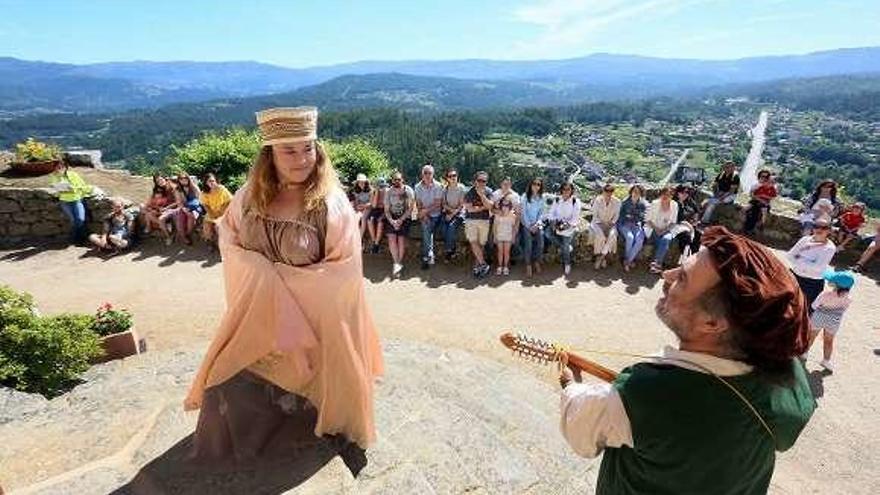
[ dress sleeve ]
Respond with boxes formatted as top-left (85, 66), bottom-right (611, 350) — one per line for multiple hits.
top-left (560, 382), bottom-right (634, 458)
top-left (218, 186), bottom-right (247, 248)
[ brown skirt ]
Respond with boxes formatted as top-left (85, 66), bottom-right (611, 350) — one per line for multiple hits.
top-left (190, 370), bottom-right (367, 477)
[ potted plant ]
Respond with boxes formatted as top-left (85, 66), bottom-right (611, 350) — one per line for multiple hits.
top-left (91, 302), bottom-right (146, 363)
top-left (10, 137), bottom-right (64, 175)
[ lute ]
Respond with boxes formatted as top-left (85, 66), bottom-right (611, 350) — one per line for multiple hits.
top-left (499, 332), bottom-right (619, 383)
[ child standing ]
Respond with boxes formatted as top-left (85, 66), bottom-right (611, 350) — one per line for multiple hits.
top-left (494, 198), bottom-right (516, 276)
top-left (804, 270), bottom-right (855, 372)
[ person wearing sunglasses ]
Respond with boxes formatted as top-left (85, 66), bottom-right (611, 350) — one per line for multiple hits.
top-left (414, 163), bottom-right (445, 270)
top-left (742, 170), bottom-right (778, 236)
top-left (384, 170), bottom-right (416, 277)
top-left (464, 171), bottom-right (494, 278)
top-left (440, 169), bottom-right (468, 262)
top-left (546, 181), bottom-right (582, 276)
top-left (786, 215), bottom-right (837, 312)
top-left (521, 177), bottom-right (547, 277)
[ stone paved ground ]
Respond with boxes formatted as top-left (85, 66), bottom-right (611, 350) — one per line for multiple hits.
top-left (1, 245), bottom-right (879, 494)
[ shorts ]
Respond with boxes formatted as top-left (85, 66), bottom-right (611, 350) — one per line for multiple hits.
top-left (811, 308), bottom-right (845, 335)
top-left (369, 208), bottom-right (385, 222)
top-left (385, 217), bottom-right (410, 236)
top-left (466, 220), bottom-right (491, 245)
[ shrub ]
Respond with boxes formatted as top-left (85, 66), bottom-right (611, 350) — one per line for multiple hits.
top-left (0, 313), bottom-right (101, 396)
top-left (168, 128), bottom-right (261, 191)
top-left (93, 302), bottom-right (133, 337)
top-left (14, 137), bottom-right (62, 162)
top-left (325, 138), bottom-right (392, 184)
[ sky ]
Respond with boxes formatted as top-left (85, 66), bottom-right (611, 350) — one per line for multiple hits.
top-left (1, 0), bottom-right (879, 67)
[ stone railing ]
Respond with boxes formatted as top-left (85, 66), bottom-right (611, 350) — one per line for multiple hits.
top-left (0, 187), bottom-right (135, 247)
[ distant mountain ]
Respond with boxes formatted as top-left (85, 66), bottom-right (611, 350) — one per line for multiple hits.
top-left (2, 47), bottom-right (880, 114)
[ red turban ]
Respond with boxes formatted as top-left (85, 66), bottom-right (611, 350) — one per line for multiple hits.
top-left (701, 226), bottom-right (810, 367)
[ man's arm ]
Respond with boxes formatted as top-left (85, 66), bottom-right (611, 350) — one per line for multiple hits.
top-left (560, 381), bottom-right (633, 458)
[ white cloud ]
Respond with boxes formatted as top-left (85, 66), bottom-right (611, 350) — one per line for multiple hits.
top-left (511, 0), bottom-right (719, 57)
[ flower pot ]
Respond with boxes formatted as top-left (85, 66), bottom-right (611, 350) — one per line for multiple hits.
top-left (93, 328), bottom-right (147, 364)
top-left (10, 159), bottom-right (61, 176)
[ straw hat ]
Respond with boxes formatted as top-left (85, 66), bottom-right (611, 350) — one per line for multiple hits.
top-left (255, 106), bottom-right (318, 146)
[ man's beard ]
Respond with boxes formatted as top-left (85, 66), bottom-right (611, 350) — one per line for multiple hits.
top-left (655, 281), bottom-right (691, 341)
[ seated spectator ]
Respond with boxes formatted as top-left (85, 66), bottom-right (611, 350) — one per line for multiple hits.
top-left (384, 170), bottom-right (415, 277)
top-left (589, 184), bottom-right (621, 270)
top-left (645, 186), bottom-right (679, 273)
top-left (440, 169), bottom-right (467, 262)
top-left (520, 177), bottom-right (546, 277)
top-left (671, 185), bottom-right (702, 263)
top-left (200, 173), bottom-right (233, 249)
top-left (700, 160), bottom-right (739, 224)
top-left (157, 180), bottom-right (180, 245)
top-left (414, 164), bottom-right (444, 270)
top-left (742, 169), bottom-right (778, 235)
top-left (852, 223), bottom-right (880, 273)
top-left (834, 202), bottom-right (866, 252)
top-left (546, 181), bottom-right (581, 276)
top-left (799, 179), bottom-right (841, 235)
top-left (139, 174), bottom-right (170, 235)
top-left (366, 177), bottom-right (388, 254)
top-left (174, 172), bottom-right (203, 245)
top-left (88, 198), bottom-right (134, 253)
top-left (464, 171), bottom-right (494, 278)
top-left (349, 173), bottom-right (373, 247)
top-left (617, 185), bottom-right (649, 272)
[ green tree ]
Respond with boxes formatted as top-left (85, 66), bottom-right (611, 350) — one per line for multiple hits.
top-left (167, 128), bottom-right (261, 189)
top-left (325, 138), bottom-right (393, 184)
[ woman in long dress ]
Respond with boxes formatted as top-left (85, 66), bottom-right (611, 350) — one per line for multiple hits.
top-left (184, 106), bottom-right (384, 476)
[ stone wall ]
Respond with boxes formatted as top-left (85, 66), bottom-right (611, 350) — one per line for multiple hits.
top-left (0, 187), bottom-right (134, 247)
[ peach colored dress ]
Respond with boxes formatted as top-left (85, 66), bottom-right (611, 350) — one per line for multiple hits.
top-left (188, 187), bottom-right (383, 476)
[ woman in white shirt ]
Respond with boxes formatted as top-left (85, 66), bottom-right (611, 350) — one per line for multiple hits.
top-left (786, 215), bottom-right (837, 312)
top-left (546, 181), bottom-right (582, 276)
top-left (645, 187), bottom-right (679, 273)
top-left (589, 184), bottom-right (621, 270)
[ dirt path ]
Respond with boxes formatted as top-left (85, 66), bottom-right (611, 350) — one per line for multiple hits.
top-left (2, 244), bottom-right (879, 494)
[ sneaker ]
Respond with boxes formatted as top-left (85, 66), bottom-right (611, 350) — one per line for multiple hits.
top-left (564, 264), bottom-right (572, 276)
top-left (392, 263), bottom-right (403, 277)
top-left (164, 237), bottom-right (173, 246)
top-left (495, 266), bottom-right (503, 276)
top-left (502, 267), bottom-right (510, 276)
top-left (650, 262), bottom-right (663, 274)
top-left (601, 257), bottom-right (608, 269)
top-left (526, 264), bottom-right (533, 277)
top-left (820, 359), bottom-right (834, 371)
top-left (479, 263), bottom-right (491, 277)
top-left (428, 256), bottom-right (435, 266)
top-left (851, 264), bottom-right (863, 274)
top-left (624, 262), bottom-right (631, 273)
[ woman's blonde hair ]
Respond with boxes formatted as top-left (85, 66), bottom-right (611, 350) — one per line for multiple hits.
top-left (246, 141), bottom-right (340, 215)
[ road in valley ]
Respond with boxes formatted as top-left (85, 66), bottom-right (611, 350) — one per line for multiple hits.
top-left (739, 110), bottom-right (769, 192)
top-left (660, 148), bottom-right (690, 185)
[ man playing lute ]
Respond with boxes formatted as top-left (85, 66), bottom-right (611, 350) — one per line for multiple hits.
top-left (559, 226), bottom-right (816, 494)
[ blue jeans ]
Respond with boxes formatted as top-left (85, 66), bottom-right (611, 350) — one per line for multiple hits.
top-left (618, 223), bottom-right (645, 264)
top-left (652, 231), bottom-right (675, 264)
top-left (59, 199), bottom-right (87, 243)
top-left (420, 215), bottom-right (442, 261)
top-left (701, 194), bottom-right (735, 224)
top-left (521, 225), bottom-right (545, 263)
top-left (545, 231), bottom-right (574, 265)
top-left (441, 215), bottom-right (463, 255)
